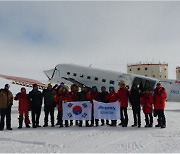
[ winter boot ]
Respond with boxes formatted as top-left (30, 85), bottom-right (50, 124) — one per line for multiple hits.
top-left (18, 119), bottom-right (23, 129)
top-left (65, 120), bottom-right (69, 127)
top-left (59, 121), bottom-right (63, 127)
top-left (123, 119), bottom-right (128, 127)
top-left (95, 120), bottom-right (99, 127)
top-left (120, 119), bottom-right (124, 126)
top-left (106, 120), bottom-right (110, 125)
top-left (85, 121), bottom-right (90, 127)
top-left (149, 120), bottom-right (153, 127)
top-left (70, 120), bottom-right (73, 126)
top-left (90, 120), bottom-right (94, 127)
top-left (161, 117), bottom-right (166, 128)
top-left (101, 120), bottom-right (105, 126)
top-left (32, 123), bottom-right (36, 128)
top-left (25, 116), bottom-right (31, 128)
top-left (18, 115), bottom-right (23, 129)
top-left (131, 123), bottom-right (137, 127)
top-left (110, 120), bottom-right (117, 126)
top-left (43, 123), bottom-right (48, 127)
top-left (59, 124), bottom-right (63, 128)
top-left (78, 121), bottom-right (82, 127)
top-left (26, 124), bottom-right (30, 128)
top-left (51, 121), bottom-right (54, 127)
top-left (155, 119), bottom-right (161, 127)
top-left (7, 128), bottom-right (12, 130)
top-left (144, 118), bottom-right (149, 127)
top-left (75, 121), bottom-right (79, 126)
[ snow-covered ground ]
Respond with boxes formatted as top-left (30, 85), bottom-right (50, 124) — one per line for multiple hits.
top-left (0, 78), bottom-right (180, 153)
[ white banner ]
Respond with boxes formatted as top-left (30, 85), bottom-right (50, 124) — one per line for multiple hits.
top-left (93, 100), bottom-right (120, 120)
top-left (63, 101), bottom-right (92, 120)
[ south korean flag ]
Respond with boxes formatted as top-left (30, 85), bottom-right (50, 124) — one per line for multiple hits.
top-left (63, 101), bottom-right (92, 120)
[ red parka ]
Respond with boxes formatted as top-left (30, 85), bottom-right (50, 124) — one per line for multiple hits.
top-left (54, 93), bottom-right (70, 111)
top-left (140, 93), bottom-right (153, 114)
top-left (86, 91), bottom-right (99, 101)
top-left (14, 88), bottom-right (30, 114)
top-left (117, 88), bottom-right (129, 107)
top-left (153, 87), bottom-right (167, 110)
top-left (54, 91), bottom-right (78, 111)
top-left (107, 91), bottom-right (118, 102)
top-left (86, 91), bottom-right (99, 110)
top-left (68, 92), bottom-right (78, 102)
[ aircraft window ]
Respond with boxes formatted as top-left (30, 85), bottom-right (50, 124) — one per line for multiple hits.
top-left (67, 72), bottom-right (70, 75)
top-left (73, 73), bottom-right (77, 77)
top-left (153, 75), bottom-right (155, 77)
top-left (80, 75), bottom-right (84, 78)
top-left (129, 69), bottom-right (131, 71)
top-left (87, 76), bottom-right (91, 79)
top-left (165, 76), bottom-right (167, 78)
top-left (95, 77), bottom-right (98, 81)
top-left (137, 68), bottom-right (140, 71)
top-left (145, 67), bottom-right (148, 70)
top-left (102, 79), bottom-right (106, 82)
top-left (110, 80), bottom-right (115, 85)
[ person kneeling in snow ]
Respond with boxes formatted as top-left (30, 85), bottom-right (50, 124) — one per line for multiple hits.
top-left (14, 87), bottom-right (31, 129)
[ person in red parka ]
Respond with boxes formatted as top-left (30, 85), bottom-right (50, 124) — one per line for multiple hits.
top-left (107, 86), bottom-right (118, 126)
top-left (86, 86), bottom-right (99, 127)
top-left (153, 82), bottom-right (167, 128)
top-left (53, 83), bottom-right (65, 126)
top-left (54, 86), bottom-right (70, 127)
top-left (140, 88), bottom-right (154, 127)
top-left (117, 80), bottom-right (130, 127)
top-left (14, 87), bottom-right (31, 129)
top-left (68, 84), bottom-right (79, 127)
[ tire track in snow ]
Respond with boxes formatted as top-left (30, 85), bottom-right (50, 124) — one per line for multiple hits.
top-left (86, 127), bottom-right (147, 153)
top-left (0, 137), bottom-right (59, 148)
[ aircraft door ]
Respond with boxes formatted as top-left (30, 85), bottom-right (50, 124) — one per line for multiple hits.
top-left (132, 77), bottom-right (157, 92)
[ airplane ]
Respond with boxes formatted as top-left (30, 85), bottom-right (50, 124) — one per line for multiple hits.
top-left (0, 63), bottom-right (180, 102)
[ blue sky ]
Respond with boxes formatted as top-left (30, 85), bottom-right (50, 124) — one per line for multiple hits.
top-left (0, 1), bottom-right (180, 80)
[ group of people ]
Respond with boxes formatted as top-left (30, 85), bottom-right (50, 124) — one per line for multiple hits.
top-left (0, 80), bottom-right (167, 131)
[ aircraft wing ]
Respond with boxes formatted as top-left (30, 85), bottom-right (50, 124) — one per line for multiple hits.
top-left (0, 74), bottom-right (46, 89)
